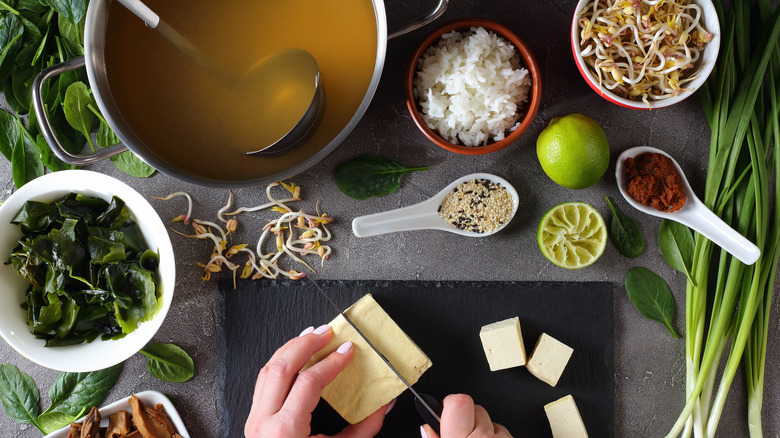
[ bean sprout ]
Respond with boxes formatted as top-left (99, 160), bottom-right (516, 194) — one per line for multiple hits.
top-left (578, 0), bottom-right (713, 106)
top-left (152, 181), bottom-right (333, 288)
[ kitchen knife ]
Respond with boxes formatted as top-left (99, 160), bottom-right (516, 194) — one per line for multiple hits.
top-left (306, 277), bottom-right (443, 428)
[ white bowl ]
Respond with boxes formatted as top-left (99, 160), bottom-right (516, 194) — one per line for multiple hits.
top-left (570, 0), bottom-right (720, 109)
top-left (0, 170), bottom-right (175, 372)
top-left (43, 390), bottom-right (190, 438)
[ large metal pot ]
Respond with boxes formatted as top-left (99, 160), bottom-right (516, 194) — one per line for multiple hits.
top-left (32, 0), bottom-right (447, 188)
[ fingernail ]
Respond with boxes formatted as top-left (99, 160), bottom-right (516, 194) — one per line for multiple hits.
top-left (336, 341), bottom-right (352, 354)
top-left (420, 425), bottom-right (428, 438)
top-left (314, 324), bottom-right (330, 335)
top-left (299, 326), bottom-right (314, 337)
top-left (385, 398), bottom-right (397, 415)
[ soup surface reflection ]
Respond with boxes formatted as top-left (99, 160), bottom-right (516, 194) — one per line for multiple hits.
top-left (104, 0), bottom-right (377, 183)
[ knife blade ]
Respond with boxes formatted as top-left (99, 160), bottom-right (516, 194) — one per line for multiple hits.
top-left (306, 277), bottom-right (442, 425)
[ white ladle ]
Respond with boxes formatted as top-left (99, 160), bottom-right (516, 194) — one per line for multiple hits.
top-left (615, 146), bottom-right (760, 265)
top-left (352, 173), bottom-right (519, 238)
top-left (116, 0), bottom-right (321, 154)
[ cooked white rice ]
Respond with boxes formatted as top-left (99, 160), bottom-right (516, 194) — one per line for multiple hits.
top-left (414, 27), bottom-right (531, 147)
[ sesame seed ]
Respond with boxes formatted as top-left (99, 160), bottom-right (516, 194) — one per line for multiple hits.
top-left (438, 179), bottom-right (514, 233)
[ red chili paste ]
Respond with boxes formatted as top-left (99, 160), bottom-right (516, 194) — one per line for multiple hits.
top-left (625, 152), bottom-right (686, 212)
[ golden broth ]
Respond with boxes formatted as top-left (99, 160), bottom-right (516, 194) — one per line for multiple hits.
top-left (103, 0), bottom-right (377, 183)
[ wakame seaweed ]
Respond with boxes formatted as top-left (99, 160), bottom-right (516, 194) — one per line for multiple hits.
top-left (6, 194), bottom-right (161, 347)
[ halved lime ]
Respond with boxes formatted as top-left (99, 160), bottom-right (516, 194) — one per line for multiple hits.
top-left (538, 202), bottom-right (607, 269)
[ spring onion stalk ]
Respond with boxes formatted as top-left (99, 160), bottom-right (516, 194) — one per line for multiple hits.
top-left (666, 1), bottom-right (780, 437)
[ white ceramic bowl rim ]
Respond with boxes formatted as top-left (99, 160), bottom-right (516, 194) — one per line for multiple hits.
top-left (0, 170), bottom-right (175, 372)
top-left (570, 0), bottom-right (721, 109)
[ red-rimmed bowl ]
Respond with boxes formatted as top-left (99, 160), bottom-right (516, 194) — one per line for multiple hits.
top-left (571, 0), bottom-right (720, 110)
top-left (405, 18), bottom-right (542, 155)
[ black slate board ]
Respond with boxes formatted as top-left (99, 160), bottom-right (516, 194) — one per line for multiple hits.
top-left (219, 280), bottom-right (614, 438)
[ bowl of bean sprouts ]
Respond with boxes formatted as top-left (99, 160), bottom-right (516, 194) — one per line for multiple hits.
top-left (571, 0), bottom-right (720, 109)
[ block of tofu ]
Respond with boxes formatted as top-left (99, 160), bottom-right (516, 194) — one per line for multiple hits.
top-left (479, 317), bottom-right (526, 371)
top-left (304, 294), bottom-right (432, 424)
top-left (526, 333), bottom-right (573, 386)
top-left (544, 395), bottom-right (589, 438)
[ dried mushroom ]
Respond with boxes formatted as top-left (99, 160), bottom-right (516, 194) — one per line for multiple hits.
top-left (67, 394), bottom-right (183, 438)
top-left (80, 407), bottom-right (101, 438)
top-left (129, 395), bottom-right (174, 437)
top-left (105, 411), bottom-right (132, 438)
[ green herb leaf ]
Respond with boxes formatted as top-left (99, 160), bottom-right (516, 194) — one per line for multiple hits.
top-left (62, 81), bottom-right (95, 151)
top-left (0, 364), bottom-right (42, 431)
top-left (39, 363), bottom-right (123, 430)
top-left (624, 267), bottom-right (679, 338)
top-left (140, 343), bottom-right (195, 383)
top-left (604, 196), bottom-right (645, 258)
top-left (333, 154), bottom-right (429, 200)
top-left (658, 219), bottom-right (696, 284)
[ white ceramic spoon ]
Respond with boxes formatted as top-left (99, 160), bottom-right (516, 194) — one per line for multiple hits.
top-left (615, 146), bottom-right (761, 265)
top-left (352, 173), bottom-right (519, 238)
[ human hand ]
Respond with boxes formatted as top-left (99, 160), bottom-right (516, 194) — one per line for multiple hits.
top-left (245, 324), bottom-right (395, 438)
top-left (420, 394), bottom-right (513, 438)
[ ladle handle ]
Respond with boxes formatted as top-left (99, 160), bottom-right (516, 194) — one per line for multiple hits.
top-left (116, 0), bottom-right (160, 28)
top-left (31, 57), bottom-right (128, 166)
top-left (352, 200), bottom-right (442, 237)
top-left (684, 202), bottom-right (761, 265)
top-left (388, 0), bottom-right (449, 39)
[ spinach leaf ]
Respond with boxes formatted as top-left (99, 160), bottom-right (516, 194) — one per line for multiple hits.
top-left (140, 343), bottom-right (195, 383)
top-left (0, 364), bottom-right (42, 430)
top-left (17, 0), bottom-right (50, 14)
top-left (39, 363), bottom-right (122, 427)
top-left (96, 115), bottom-right (119, 149)
top-left (333, 154), bottom-right (429, 200)
top-left (57, 13), bottom-right (82, 56)
top-left (110, 151), bottom-right (155, 178)
top-left (624, 267), bottom-right (679, 338)
top-left (659, 219), bottom-right (696, 284)
top-left (37, 409), bottom-right (84, 435)
top-left (0, 108), bottom-right (21, 160)
top-left (94, 106), bottom-right (155, 178)
top-left (62, 81), bottom-right (95, 151)
top-left (0, 14), bottom-right (24, 79)
top-left (605, 196), bottom-right (645, 258)
top-left (11, 122), bottom-right (44, 188)
top-left (35, 133), bottom-right (73, 172)
top-left (44, 0), bottom-right (86, 27)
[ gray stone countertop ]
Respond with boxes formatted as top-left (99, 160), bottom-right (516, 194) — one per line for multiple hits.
top-left (1, 0), bottom-right (779, 437)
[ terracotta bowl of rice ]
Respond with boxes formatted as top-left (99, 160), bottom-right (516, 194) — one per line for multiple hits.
top-left (405, 18), bottom-right (542, 155)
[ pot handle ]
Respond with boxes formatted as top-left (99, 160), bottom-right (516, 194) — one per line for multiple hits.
top-left (388, 0), bottom-right (449, 39)
top-left (31, 56), bottom-right (128, 165)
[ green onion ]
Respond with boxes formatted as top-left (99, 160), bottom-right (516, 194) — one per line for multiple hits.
top-left (666, 0), bottom-right (780, 437)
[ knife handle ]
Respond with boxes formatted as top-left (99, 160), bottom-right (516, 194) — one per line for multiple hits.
top-left (415, 393), bottom-right (443, 435)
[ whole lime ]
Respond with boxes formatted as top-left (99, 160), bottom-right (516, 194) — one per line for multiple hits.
top-left (536, 114), bottom-right (609, 189)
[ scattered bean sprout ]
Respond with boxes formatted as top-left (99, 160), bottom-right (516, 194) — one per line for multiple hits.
top-left (153, 182), bottom-right (332, 288)
top-left (577, 0), bottom-right (713, 106)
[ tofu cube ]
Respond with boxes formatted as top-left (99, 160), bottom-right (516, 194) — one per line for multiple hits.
top-left (544, 395), bottom-right (589, 438)
top-left (479, 317), bottom-right (526, 371)
top-left (526, 333), bottom-right (573, 386)
top-left (303, 294), bottom-right (432, 424)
